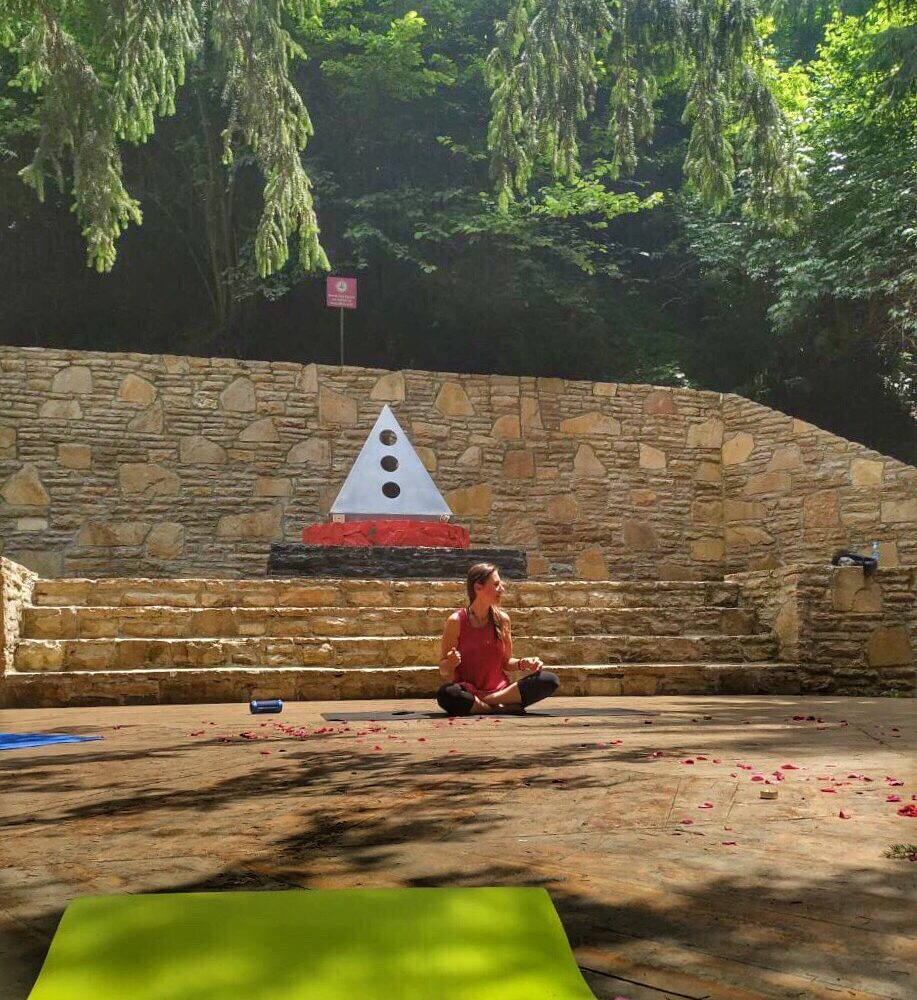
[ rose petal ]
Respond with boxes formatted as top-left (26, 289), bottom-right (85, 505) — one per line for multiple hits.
top-left (611, 739), bottom-right (624, 745)
top-left (886, 777), bottom-right (904, 786)
top-left (698, 802), bottom-right (714, 809)
top-left (678, 818), bottom-right (694, 825)
top-left (887, 795), bottom-right (902, 803)
top-left (898, 804), bottom-right (917, 818)
top-left (680, 759), bottom-right (696, 765)
top-left (838, 811), bottom-right (851, 819)
top-left (781, 764), bottom-right (800, 770)
top-left (722, 841), bottom-right (737, 846)
top-left (821, 788), bottom-right (837, 793)
top-left (712, 758), bottom-right (722, 764)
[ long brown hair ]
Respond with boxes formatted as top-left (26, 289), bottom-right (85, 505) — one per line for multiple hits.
top-left (466, 562), bottom-right (504, 644)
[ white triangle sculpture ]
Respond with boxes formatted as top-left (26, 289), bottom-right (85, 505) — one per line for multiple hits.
top-left (330, 405), bottom-right (452, 521)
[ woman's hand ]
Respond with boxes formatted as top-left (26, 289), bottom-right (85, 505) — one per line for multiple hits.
top-left (517, 656), bottom-right (543, 673)
top-left (443, 647), bottom-right (462, 670)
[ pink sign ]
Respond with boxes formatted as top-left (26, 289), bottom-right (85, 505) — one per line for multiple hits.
top-left (326, 276), bottom-right (357, 309)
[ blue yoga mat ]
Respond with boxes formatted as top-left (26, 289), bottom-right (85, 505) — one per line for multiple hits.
top-left (0, 733), bottom-right (103, 751)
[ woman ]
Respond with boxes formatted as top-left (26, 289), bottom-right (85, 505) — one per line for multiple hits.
top-left (436, 563), bottom-right (560, 715)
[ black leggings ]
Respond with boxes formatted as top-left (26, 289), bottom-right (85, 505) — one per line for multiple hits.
top-left (436, 671), bottom-right (560, 716)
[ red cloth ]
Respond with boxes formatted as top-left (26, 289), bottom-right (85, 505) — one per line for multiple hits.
top-left (454, 607), bottom-right (510, 698)
top-left (302, 519), bottom-right (469, 548)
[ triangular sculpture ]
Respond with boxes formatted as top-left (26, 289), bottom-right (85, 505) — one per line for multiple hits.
top-left (330, 405), bottom-right (452, 521)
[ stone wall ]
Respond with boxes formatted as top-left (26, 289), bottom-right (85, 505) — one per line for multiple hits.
top-left (0, 345), bottom-right (914, 581)
top-left (727, 564), bottom-right (916, 695)
top-left (1, 556), bottom-right (36, 675)
top-left (721, 394), bottom-right (917, 573)
top-left (0, 346), bottom-right (727, 580)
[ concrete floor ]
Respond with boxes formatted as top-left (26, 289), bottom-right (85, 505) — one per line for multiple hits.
top-left (1, 696), bottom-right (914, 1000)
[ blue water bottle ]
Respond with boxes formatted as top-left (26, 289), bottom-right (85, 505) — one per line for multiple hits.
top-left (250, 699), bottom-right (283, 714)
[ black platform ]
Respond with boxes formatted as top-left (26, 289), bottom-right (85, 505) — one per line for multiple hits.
top-left (267, 544), bottom-right (528, 579)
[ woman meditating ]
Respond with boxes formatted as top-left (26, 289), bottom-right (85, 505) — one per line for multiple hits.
top-left (436, 562), bottom-right (560, 715)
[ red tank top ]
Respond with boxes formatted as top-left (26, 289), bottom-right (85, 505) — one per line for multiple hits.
top-left (454, 607), bottom-right (510, 697)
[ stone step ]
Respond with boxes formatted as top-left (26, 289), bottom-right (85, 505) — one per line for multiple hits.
top-left (20, 605), bottom-right (760, 640)
top-left (31, 577), bottom-right (742, 609)
top-left (1, 662), bottom-right (803, 707)
top-left (14, 633), bottom-right (777, 672)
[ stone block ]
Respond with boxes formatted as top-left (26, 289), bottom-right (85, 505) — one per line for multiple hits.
top-left (881, 498), bottom-right (917, 523)
top-left (39, 399), bottom-right (82, 420)
top-left (457, 446), bottom-right (481, 467)
top-left (691, 537), bottom-right (725, 561)
top-left (725, 525), bottom-right (774, 547)
top-left (686, 417), bottom-right (724, 449)
top-left (415, 446), bottom-right (437, 472)
top-left (297, 364), bottom-right (318, 393)
top-left (283, 438), bottom-right (328, 467)
top-left (803, 489), bottom-right (840, 528)
top-left (435, 381), bottom-right (474, 417)
top-left (694, 461), bottom-right (722, 483)
top-left (0, 425), bottom-right (15, 457)
top-left (832, 567), bottom-right (882, 613)
top-left (254, 477), bottom-right (292, 497)
top-left (51, 365), bottom-right (93, 394)
top-left (573, 444), bottom-right (605, 477)
top-left (744, 471), bottom-right (791, 495)
top-left (639, 444), bottom-right (666, 470)
top-left (16, 517), bottom-right (47, 531)
top-left (850, 458), bottom-right (884, 487)
top-left (500, 515), bottom-right (539, 547)
top-left (527, 554), bottom-right (550, 576)
top-left (559, 411), bottom-right (621, 436)
top-left (180, 436), bottom-right (227, 465)
top-left (547, 495), bottom-right (579, 523)
top-left (643, 389), bottom-right (677, 415)
top-left (118, 373), bottom-right (157, 406)
top-left (1, 464), bottom-right (50, 506)
top-left (767, 445), bottom-right (802, 471)
top-left (724, 499), bottom-right (765, 522)
top-left (630, 489), bottom-right (657, 507)
top-left (370, 372), bottom-right (405, 402)
top-left (575, 547), bottom-right (608, 579)
top-left (622, 520), bottom-right (658, 550)
top-left (239, 417), bottom-right (279, 443)
top-left (216, 507), bottom-right (284, 540)
top-left (491, 414), bottom-right (521, 439)
top-left (593, 382), bottom-right (618, 397)
top-left (520, 397), bottom-right (542, 431)
top-left (145, 522), bottom-right (184, 560)
top-left (692, 499), bottom-right (722, 523)
top-left (445, 484), bottom-right (492, 517)
top-left (503, 449), bottom-right (534, 479)
top-left (119, 463), bottom-right (180, 496)
top-left (867, 626), bottom-right (912, 667)
top-left (319, 387), bottom-right (357, 426)
top-left (722, 432), bottom-right (754, 466)
top-left (220, 377), bottom-right (256, 412)
top-left (78, 521), bottom-right (151, 546)
top-left (127, 400), bottom-right (164, 434)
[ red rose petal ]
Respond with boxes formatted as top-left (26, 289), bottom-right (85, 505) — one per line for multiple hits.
top-left (886, 777), bottom-right (904, 786)
top-left (780, 763), bottom-right (800, 770)
top-left (898, 804), bottom-right (917, 818)
top-left (698, 802), bottom-right (714, 809)
top-left (821, 788), bottom-right (837, 793)
top-left (722, 841), bottom-right (737, 846)
top-left (678, 818), bottom-right (694, 825)
top-left (680, 758), bottom-right (695, 765)
top-left (838, 811), bottom-right (851, 819)
top-left (887, 795), bottom-right (902, 803)
top-left (611, 739), bottom-right (624, 745)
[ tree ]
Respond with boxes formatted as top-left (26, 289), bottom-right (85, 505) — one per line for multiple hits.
top-left (0, 0), bottom-right (328, 277)
top-left (486, 0), bottom-right (806, 224)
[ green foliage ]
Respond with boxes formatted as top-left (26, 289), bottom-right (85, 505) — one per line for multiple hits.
top-left (487, 0), bottom-right (806, 225)
top-left (0, 0), bottom-right (328, 275)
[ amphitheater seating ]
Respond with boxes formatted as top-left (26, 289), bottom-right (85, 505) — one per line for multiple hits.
top-left (2, 576), bottom-right (801, 706)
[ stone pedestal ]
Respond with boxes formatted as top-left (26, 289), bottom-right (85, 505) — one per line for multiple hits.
top-left (267, 544), bottom-right (527, 579)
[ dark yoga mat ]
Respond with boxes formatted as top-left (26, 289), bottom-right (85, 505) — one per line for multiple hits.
top-left (322, 707), bottom-right (657, 722)
top-left (0, 733), bottom-right (103, 751)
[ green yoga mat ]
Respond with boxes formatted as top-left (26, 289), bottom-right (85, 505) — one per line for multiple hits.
top-left (27, 886), bottom-right (596, 1000)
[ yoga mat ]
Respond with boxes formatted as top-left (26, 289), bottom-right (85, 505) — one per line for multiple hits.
top-left (322, 707), bottom-right (656, 722)
top-left (0, 733), bottom-right (103, 752)
top-left (27, 887), bottom-right (596, 1000)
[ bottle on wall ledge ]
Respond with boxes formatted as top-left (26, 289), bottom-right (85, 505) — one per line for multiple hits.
top-left (871, 540), bottom-right (880, 567)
